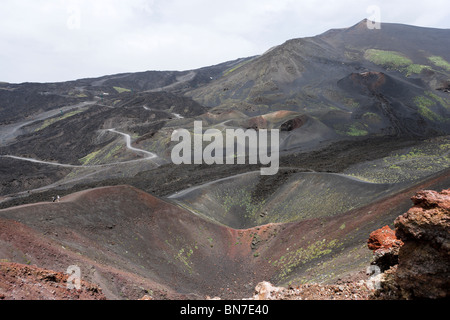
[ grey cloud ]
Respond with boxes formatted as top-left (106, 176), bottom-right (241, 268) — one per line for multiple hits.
top-left (0, 0), bottom-right (448, 83)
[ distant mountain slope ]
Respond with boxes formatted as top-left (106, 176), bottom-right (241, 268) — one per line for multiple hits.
top-left (81, 56), bottom-right (256, 93)
top-left (1, 91), bottom-right (205, 163)
top-left (186, 20), bottom-right (450, 139)
top-left (1, 20), bottom-right (448, 200)
top-left (319, 19), bottom-right (450, 68)
top-left (0, 83), bottom-right (86, 125)
top-left (0, 56), bottom-right (254, 125)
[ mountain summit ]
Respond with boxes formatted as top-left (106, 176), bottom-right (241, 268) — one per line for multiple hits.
top-left (186, 20), bottom-right (449, 142)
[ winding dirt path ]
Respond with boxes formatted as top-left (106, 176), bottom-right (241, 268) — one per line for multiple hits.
top-left (106, 129), bottom-right (157, 159)
top-left (1, 129), bottom-right (158, 168)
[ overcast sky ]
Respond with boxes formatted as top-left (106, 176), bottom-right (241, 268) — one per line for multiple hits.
top-left (1, 0), bottom-right (449, 84)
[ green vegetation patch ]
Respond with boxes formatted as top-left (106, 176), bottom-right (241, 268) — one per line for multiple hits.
top-left (164, 237), bottom-right (198, 274)
top-left (344, 137), bottom-right (450, 184)
top-left (223, 59), bottom-right (252, 76)
top-left (175, 246), bottom-right (196, 274)
top-left (113, 86), bottom-right (132, 93)
top-left (417, 105), bottom-right (443, 122)
top-left (413, 96), bottom-right (445, 122)
top-left (79, 144), bottom-right (123, 165)
top-left (215, 187), bottom-right (266, 222)
top-left (406, 64), bottom-right (431, 76)
top-left (364, 49), bottom-right (413, 68)
top-left (425, 91), bottom-right (450, 110)
top-left (347, 124), bottom-right (368, 137)
top-left (364, 50), bottom-right (447, 77)
top-left (428, 56), bottom-right (450, 71)
top-left (36, 110), bottom-right (84, 131)
top-left (79, 149), bottom-right (102, 165)
top-left (334, 123), bottom-right (368, 137)
top-left (272, 239), bottom-right (341, 281)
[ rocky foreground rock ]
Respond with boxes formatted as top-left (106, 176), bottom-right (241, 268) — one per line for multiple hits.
top-left (246, 187), bottom-right (450, 301)
top-left (370, 188), bottom-right (450, 299)
top-left (367, 225), bottom-right (404, 272)
top-left (0, 262), bottom-right (106, 300)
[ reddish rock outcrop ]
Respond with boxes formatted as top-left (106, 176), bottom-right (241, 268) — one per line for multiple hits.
top-left (368, 225), bottom-right (403, 251)
top-left (395, 189), bottom-right (450, 243)
top-left (372, 188), bottom-right (450, 299)
top-left (247, 281), bottom-right (372, 300)
top-left (393, 189), bottom-right (450, 299)
top-left (0, 262), bottom-right (106, 300)
top-left (368, 225), bottom-right (403, 271)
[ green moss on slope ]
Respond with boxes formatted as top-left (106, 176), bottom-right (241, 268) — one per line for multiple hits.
top-left (272, 239), bottom-right (342, 281)
top-left (428, 56), bottom-right (450, 71)
top-left (413, 96), bottom-right (445, 122)
top-left (114, 87), bottom-right (131, 93)
top-left (364, 49), bottom-right (412, 68)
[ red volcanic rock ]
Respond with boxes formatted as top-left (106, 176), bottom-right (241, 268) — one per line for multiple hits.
top-left (392, 189), bottom-right (450, 299)
top-left (368, 226), bottom-right (403, 272)
top-left (368, 225), bottom-right (403, 251)
top-left (395, 189), bottom-right (450, 246)
top-left (0, 262), bottom-right (106, 300)
top-left (411, 189), bottom-right (450, 210)
top-left (371, 189), bottom-right (450, 299)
